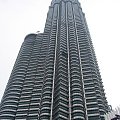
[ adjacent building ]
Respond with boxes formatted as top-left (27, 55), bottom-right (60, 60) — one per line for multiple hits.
top-left (0, 0), bottom-right (109, 119)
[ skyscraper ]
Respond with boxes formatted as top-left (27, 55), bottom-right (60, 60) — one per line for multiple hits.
top-left (0, 0), bottom-right (109, 119)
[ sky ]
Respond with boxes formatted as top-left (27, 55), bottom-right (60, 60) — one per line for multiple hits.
top-left (0, 0), bottom-right (120, 109)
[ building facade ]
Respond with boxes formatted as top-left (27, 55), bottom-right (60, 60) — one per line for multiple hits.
top-left (0, 0), bottom-right (109, 119)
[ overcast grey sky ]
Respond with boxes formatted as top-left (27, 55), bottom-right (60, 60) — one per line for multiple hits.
top-left (0, 0), bottom-right (120, 109)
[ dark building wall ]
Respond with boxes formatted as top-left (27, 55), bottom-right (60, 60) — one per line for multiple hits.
top-left (0, 0), bottom-right (109, 120)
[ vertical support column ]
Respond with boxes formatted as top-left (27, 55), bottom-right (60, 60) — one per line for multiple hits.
top-left (50, 4), bottom-right (59, 120)
top-left (67, 2), bottom-right (86, 120)
top-left (66, 2), bottom-right (71, 120)
top-left (72, 4), bottom-right (88, 120)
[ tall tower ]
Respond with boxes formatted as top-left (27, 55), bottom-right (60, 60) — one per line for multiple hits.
top-left (0, 0), bottom-right (109, 120)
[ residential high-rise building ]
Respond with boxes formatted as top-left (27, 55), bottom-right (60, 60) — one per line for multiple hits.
top-left (0, 0), bottom-right (109, 119)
